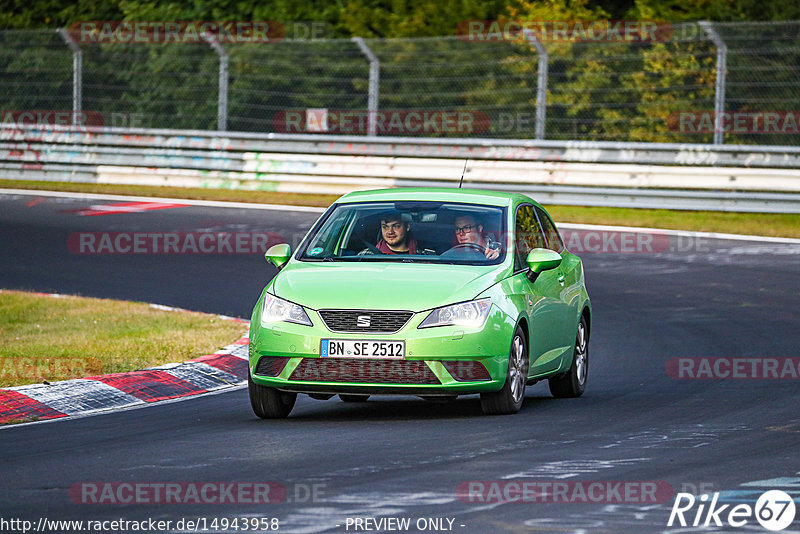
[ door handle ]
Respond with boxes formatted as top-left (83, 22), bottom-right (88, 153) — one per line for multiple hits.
top-left (558, 274), bottom-right (565, 285)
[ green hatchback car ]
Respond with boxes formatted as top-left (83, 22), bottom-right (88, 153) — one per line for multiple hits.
top-left (248, 188), bottom-right (591, 417)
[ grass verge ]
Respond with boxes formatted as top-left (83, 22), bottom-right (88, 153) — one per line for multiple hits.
top-left (547, 205), bottom-right (800, 239)
top-left (0, 290), bottom-right (247, 388)
top-left (2, 179), bottom-right (799, 238)
top-left (0, 179), bottom-right (339, 207)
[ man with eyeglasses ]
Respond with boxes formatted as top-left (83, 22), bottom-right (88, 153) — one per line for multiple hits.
top-left (359, 211), bottom-right (419, 255)
top-left (454, 214), bottom-right (500, 259)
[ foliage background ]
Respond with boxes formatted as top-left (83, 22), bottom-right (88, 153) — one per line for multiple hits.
top-left (1, 1), bottom-right (798, 144)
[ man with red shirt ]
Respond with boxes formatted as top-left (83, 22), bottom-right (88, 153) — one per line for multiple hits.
top-left (360, 211), bottom-right (419, 255)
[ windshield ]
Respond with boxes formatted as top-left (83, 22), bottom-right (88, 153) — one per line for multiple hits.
top-left (299, 201), bottom-right (507, 265)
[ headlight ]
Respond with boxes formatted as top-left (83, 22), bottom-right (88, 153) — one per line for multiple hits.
top-left (418, 298), bottom-right (492, 329)
top-left (261, 294), bottom-right (313, 327)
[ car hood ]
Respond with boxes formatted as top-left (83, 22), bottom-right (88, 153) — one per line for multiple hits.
top-left (271, 261), bottom-right (509, 312)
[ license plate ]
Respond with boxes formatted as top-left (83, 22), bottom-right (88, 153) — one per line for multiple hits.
top-left (321, 339), bottom-right (405, 359)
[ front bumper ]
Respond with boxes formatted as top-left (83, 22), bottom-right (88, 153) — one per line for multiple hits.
top-left (248, 304), bottom-right (516, 395)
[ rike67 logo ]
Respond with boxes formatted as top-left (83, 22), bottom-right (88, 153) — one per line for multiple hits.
top-left (668, 490), bottom-right (796, 531)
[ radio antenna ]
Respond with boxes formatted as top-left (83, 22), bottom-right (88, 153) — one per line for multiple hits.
top-left (458, 159), bottom-right (469, 188)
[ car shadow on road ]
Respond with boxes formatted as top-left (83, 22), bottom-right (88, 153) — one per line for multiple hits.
top-left (246, 394), bottom-right (556, 422)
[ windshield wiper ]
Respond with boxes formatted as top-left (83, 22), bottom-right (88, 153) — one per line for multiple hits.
top-left (300, 256), bottom-right (336, 262)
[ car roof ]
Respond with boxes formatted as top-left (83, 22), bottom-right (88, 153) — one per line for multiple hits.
top-left (335, 187), bottom-right (536, 208)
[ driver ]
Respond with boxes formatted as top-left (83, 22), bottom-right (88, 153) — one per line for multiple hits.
top-left (359, 211), bottom-right (419, 255)
top-left (454, 214), bottom-right (500, 259)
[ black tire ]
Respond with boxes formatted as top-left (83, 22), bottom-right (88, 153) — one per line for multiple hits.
top-left (248, 374), bottom-right (296, 418)
top-left (480, 325), bottom-right (528, 415)
top-left (339, 394), bottom-right (370, 403)
top-left (549, 315), bottom-right (589, 398)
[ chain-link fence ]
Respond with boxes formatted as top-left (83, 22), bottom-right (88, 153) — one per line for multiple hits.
top-left (1, 21), bottom-right (798, 144)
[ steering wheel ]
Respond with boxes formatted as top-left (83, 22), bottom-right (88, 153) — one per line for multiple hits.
top-left (451, 242), bottom-right (485, 253)
top-left (443, 242), bottom-right (486, 256)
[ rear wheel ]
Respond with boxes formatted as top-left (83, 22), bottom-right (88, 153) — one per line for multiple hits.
top-left (549, 316), bottom-right (588, 398)
top-left (339, 394), bottom-right (370, 403)
top-left (249, 374), bottom-right (296, 418)
top-left (480, 325), bottom-right (528, 415)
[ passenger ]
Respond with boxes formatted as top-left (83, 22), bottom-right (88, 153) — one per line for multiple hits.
top-left (454, 214), bottom-right (500, 259)
top-left (360, 211), bottom-right (419, 254)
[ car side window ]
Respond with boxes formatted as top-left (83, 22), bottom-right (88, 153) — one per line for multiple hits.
top-left (514, 205), bottom-right (546, 271)
top-left (305, 208), bottom-right (352, 255)
top-left (535, 207), bottom-right (564, 252)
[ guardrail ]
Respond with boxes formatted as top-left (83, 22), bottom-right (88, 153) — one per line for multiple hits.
top-left (2, 125), bottom-right (800, 212)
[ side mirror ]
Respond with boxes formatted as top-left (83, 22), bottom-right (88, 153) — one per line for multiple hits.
top-left (526, 248), bottom-right (562, 274)
top-left (265, 243), bottom-right (292, 269)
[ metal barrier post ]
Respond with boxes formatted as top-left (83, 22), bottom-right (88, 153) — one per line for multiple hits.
top-left (699, 21), bottom-right (727, 145)
top-left (352, 37), bottom-right (380, 136)
top-left (56, 29), bottom-right (82, 127)
top-left (202, 32), bottom-right (229, 131)
top-left (523, 29), bottom-right (548, 140)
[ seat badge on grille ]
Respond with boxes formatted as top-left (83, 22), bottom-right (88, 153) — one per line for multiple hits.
top-left (319, 309), bottom-right (412, 333)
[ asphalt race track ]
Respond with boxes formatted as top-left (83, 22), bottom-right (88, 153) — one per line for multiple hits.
top-left (1, 191), bottom-right (799, 533)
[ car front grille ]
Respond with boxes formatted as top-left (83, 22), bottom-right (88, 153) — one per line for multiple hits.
top-left (318, 309), bottom-right (414, 333)
top-left (289, 358), bottom-right (440, 384)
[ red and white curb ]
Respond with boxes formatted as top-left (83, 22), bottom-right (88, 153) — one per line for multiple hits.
top-left (72, 200), bottom-right (189, 216)
top-left (0, 294), bottom-right (251, 425)
top-left (0, 334), bottom-right (249, 425)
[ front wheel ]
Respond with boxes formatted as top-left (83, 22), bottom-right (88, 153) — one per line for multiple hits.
top-left (480, 325), bottom-right (528, 415)
top-left (549, 316), bottom-right (588, 398)
top-left (249, 374), bottom-right (296, 418)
